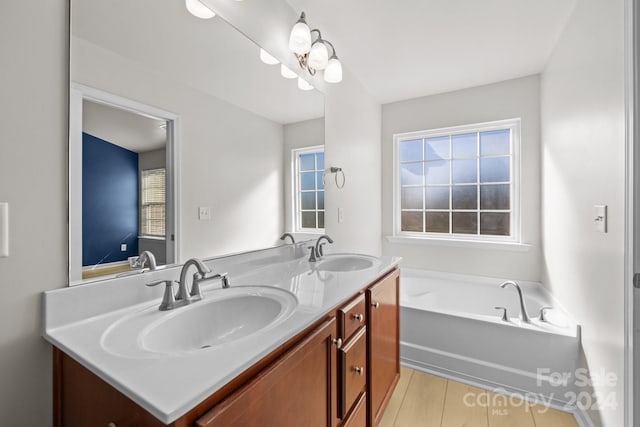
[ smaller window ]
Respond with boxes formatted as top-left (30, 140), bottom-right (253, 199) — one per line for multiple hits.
top-left (141, 168), bottom-right (166, 237)
top-left (293, 146), bottom-right (325, 232)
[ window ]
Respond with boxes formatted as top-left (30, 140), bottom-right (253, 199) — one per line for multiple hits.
top-left (293, 146), bottom-right (325, 231)
top-left (141, 168), bottom-right (166, 237)
top-left (394, 119), bottom-right (520, 242)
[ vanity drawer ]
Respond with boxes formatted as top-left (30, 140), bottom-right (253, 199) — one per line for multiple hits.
top-left (339, 327), bottom-right (367, 418)
top-left (342, 392), bottom-right (366, 427)
top-left (338, 293), bottom-right (366, 341)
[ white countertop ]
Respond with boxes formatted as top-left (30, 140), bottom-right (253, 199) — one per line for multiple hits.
top-left (42, 245), bottom-right (400, 424)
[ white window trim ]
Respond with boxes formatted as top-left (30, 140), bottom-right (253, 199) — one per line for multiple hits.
top-left (292, 145), bottom-right (325, 233)
top-left (392, 118), bottom-right (523, 245)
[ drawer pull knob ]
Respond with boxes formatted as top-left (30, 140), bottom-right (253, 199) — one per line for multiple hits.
top-left (353, 366), bottom-right (364, 376)
top-left (371, 301), bottom-right (380, 309)
top-left (332, 338), bottom-right (343, 349)
top-left (107, 423), bottom-right (117, 427)
top-left (352, 313), bottom-right (364, 322)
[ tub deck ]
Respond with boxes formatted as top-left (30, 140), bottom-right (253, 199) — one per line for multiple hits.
top-left (399, 269), bottom-right (581, 409)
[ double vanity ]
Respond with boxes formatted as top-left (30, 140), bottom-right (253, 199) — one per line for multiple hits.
top-left (43, 242), bottom-right (401, 426)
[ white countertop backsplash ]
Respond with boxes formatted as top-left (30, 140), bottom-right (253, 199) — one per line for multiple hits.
top-left (42, 243), bottom-right (400, 424)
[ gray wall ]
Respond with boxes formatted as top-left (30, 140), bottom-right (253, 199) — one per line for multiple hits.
top-left (0, 1), bottom-right (68, 425)
top-left (381, 75), bottom-right (542, 280)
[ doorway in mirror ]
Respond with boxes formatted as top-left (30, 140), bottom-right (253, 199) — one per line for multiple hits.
top-left (69, 84), bottom-right (180, 284)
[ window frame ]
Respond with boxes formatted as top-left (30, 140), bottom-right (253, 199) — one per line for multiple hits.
top-left (292, 145), bottom-right (325, 233)
top-left (140, 167), bottom-right (166, 238)
top-left (392, 118), bottom-right (522, 244)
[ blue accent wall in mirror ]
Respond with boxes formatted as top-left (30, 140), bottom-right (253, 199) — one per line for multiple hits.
top-left (82, 132), bottom-right (139, 266)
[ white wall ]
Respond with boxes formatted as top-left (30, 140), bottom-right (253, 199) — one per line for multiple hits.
top-left (73, 37), bottom-right (285, 261)
top-left (381, 75), bottom-right (542, 280)
top-left (206, 0), bottom-right (383, 256)
top-left (0, 1), bottom-right (67, 425)
top-left (324, 77), bottom-right (382, 255)
top-left (283, 118), bottom-right (325, 236)
top-left (540, 0), bottom-right (626, 425)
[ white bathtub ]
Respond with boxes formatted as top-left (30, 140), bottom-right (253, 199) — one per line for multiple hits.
top-left (400, 268), bottom-right (581, 404)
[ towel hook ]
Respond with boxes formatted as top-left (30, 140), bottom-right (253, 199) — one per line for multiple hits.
top-left (330, 166), bottom-right (345, 189)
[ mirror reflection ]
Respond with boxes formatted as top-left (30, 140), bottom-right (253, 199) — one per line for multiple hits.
top-left (70, 0), bottom-right (325, 284)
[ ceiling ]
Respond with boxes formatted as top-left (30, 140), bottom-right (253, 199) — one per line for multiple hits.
top-left (83, 100), bottom-right (166, 153)
top-left (72, 0), bottom-right (324, 125)
top-left (285, 0), bottom-right (577, 103)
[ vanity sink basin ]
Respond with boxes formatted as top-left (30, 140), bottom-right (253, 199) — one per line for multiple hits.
top-left (315, 254), bottom-right (377, 272)
top-left (101, 286), bottom-right (297, 358)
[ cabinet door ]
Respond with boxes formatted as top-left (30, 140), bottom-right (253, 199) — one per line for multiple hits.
top-left (196, 317), bottom-right (338, 427)
top-left (367, 269), bottom-right (400, 426)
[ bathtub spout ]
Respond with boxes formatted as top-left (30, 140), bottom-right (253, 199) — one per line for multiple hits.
top-left (500, 281), bottom-right (531, 323)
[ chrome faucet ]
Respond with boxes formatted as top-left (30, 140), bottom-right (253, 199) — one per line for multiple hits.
top-left (280, 233), bottom-right (295, 244)
top-left (135, 250), bottom-right (157, 270)
top-left (308, 234), bottom-right (334, 262)
top-left (176, 258), bottom-right (211, 302)
top-left (500, 281), bottom-right (531, 323)
top-left (146, 258), bottom-right (229, 311)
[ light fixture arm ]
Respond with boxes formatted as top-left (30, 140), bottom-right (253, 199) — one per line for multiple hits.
top-left (323, 39), bottom-right (338, 59)
top-left (310, 29), bottom-right (323, 43)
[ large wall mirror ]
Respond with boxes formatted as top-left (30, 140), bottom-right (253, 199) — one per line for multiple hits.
top-left (70, 0), bottom-right (325, 285)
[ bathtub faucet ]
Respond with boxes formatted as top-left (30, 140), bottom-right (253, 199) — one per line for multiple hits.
top-left (500, 281), bottom-right (531, 323)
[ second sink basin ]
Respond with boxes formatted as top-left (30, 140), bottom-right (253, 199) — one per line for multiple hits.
top-left (315, 254), bottom-right (378, 272)
top-left (101, 286), bottom-right (297, 358)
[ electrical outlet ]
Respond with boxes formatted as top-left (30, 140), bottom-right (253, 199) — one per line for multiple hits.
top-left (121, 243), bottom-right (127, 252)
top-left (199, 206), bottom-right (211, 221)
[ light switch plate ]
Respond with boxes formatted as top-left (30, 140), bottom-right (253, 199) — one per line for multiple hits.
top-left (338, 207), bottom-right (344, 224)
top-left (199, 206), bottom-right (211, 221)
top-left (0, 203), bottom-right (8, 257)
top-left (594, 205), bottom-right (607, 233)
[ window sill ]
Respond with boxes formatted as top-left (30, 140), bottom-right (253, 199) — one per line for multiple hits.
top-left (385, 235), bottom-right (532, 252)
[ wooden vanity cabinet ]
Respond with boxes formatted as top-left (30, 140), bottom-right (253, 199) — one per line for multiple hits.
top-left (53, 267), bottom-right (400, 427)
top-left (196, 317), bottom-right (339, 427)
top-left (366, 269), bottom-right (400, 427)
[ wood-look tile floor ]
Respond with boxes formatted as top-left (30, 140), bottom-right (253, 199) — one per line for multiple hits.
top-left (380, 367), bottom-right (579, 427)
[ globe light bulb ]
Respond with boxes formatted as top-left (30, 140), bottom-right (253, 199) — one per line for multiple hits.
top-left (289, 13), bottom-right (312, 54)
top-left (324, 57), bottom-right (343, 83)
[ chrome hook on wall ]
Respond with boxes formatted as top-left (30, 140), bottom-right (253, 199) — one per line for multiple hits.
top-left (330, 167), bottom-right (345, 189)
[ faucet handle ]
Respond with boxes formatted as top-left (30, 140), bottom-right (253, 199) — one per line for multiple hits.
top-left (146, 280), bottom-right (176, 311)
top-left (538, 306), bottom-right (553, 322)
top-left (191, 272), bottom-right (230, 298)
top-left (494, 306), bottom-right (509, 322)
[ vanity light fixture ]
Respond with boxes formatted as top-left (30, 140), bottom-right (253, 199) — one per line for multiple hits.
top-left (260, 48), bottom-right (280, 65)
top-left (289, 12), bottom-right (343, 83)
top-left (185, 0), bottom-right (216, 19)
